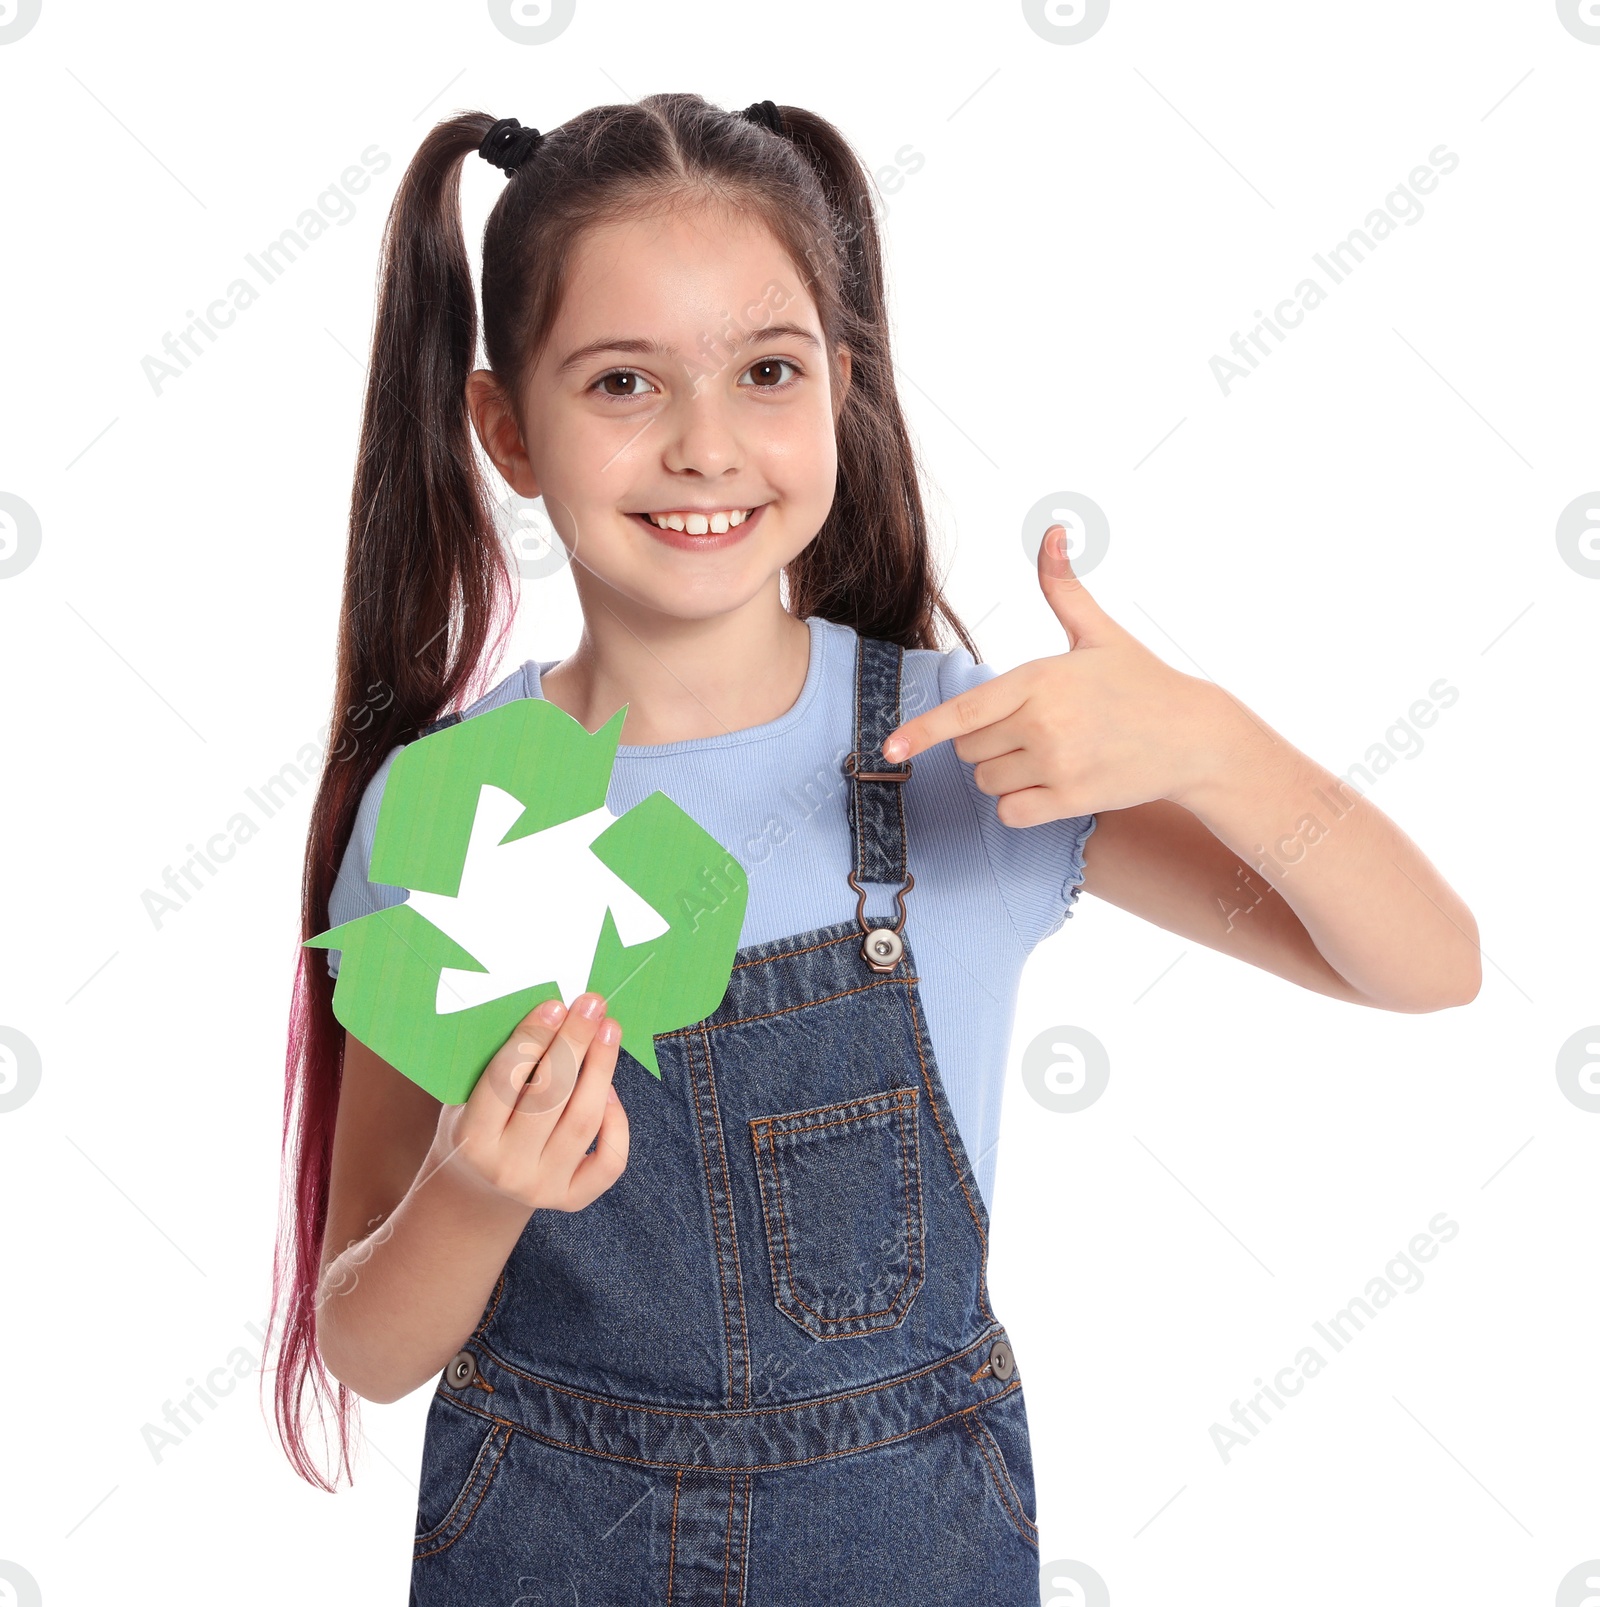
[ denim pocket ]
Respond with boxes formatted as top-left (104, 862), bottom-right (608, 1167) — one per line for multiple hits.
top-left (962, 1391), bottom-right (1039, 1552)
top-left (749, 1085), bottom-right (925, 1339)
top-left (413, 1406), bottom-right (513, 1562)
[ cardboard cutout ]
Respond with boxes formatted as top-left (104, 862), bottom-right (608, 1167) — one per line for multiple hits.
top-left (307, 698), bottom-right (748, 1103)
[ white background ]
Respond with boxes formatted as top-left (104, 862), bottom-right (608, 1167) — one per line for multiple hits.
top-left (1, 1), bottom-right (1595, 1603)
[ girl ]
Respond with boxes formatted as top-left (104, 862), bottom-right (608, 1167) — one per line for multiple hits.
top-left (270, 94), bottom-right (1480, 1604)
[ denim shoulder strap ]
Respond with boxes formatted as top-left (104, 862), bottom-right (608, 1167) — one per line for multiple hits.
top-left (843, 633), bottom-right (912, 888)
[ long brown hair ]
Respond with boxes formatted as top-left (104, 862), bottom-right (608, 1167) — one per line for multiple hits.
top-left (269, 92), bottom-right (976, 1488)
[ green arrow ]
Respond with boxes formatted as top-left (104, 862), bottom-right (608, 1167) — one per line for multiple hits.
top-left (307, 697), bottom-right (748, 1101)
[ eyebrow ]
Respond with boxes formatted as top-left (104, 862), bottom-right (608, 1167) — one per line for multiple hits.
top-left (555, 321), bottom-right (823, 374)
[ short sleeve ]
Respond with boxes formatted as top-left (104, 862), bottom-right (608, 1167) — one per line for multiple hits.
top-left (323, 746), bottom-right (407, 978)
top-left (937, 646), bottom-right (1098, 952)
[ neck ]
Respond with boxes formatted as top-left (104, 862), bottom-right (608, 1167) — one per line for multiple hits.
top-left (539, 573), bottom-right (813, 746)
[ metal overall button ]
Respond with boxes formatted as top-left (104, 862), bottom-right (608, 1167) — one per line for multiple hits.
top-left (443, 1350), bottom-right (478, 1390)
top-left (987, 1339), bottom-right (1016, 1381)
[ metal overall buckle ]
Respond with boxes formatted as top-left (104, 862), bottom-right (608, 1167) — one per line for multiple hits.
top-left (843, 749), bottom-right (914, 973)
top-left (847, 869), bottom-right (914, 971)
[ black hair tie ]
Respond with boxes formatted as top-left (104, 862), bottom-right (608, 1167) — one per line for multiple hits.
top-left (741, 100), bottom-right (786, 137)
top-left (479, 117), bottom-right (545, 175)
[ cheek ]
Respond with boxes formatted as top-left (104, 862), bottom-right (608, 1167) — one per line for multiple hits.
top-left (530, 418), bottom-right (606, 492)
top-left (756, 397), bottom-right (837, 495)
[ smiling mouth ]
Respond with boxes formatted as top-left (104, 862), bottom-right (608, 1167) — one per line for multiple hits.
top-left (632, 506), bottom-right (757, 534)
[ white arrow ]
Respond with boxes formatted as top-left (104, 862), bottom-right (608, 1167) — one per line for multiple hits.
top-left (406, 783), bottom-right (668, 1015)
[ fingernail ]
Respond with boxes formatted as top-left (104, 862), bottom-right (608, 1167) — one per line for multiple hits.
top-left (580, 994), bottom-right (606, 1019)
top-left (537, 999), bottom-right (565, 1024)
top-left (882, 735), bottom-right (906, 761)
top-left (1042, 525), bottom-right (1070, 575)
top-left (599, 1019), bottom-right (620, 1045)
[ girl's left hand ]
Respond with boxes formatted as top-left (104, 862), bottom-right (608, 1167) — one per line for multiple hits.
top-left (882, 525), bottom-right (1250, 826)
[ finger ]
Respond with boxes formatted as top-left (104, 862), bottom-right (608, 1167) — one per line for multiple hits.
top-left (561, 1086), bottom-right (631, 1211)
top-left (539, 1016), bottom-right (624, 1177)
top-left (994, 785), bottom-right (1058, 829)
top-left (465, 996), bottom-right (570, 1137)
top-left (1037, 524), bottom-right (1116, 650)
top-left (951, 712), bottom-right (1031, 766)
top-left (972, 748), bottom-right (1045, 799)
top-left (510, 992), bottom-right (607, 1122)
top-left (882, 672), bottom-right (1028, 764)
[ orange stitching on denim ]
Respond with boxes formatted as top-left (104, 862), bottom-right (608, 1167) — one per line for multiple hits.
top-left (414, 1423), bottom-right (511, 1560)
top-left (905, 982), bottom-right (993, 1323)
top-left (414, 1422), bottom-right (496, 1549)
top-left (751, 1104), bottom-right (916, 1147)
top-left (469, 1328), bottom-right (1004, 1419)
top-left (444, 1378), bottom-right (1025, 1474)
top-left (667, 1469), bottom-right (682, 1605)
top-left (748, 1085), bottom-right (917, 1138)
top-left (764, 1118), bottom-right (912, 1330)
top-left (963, 1410), bottom-right (1039, 1546)
top-left (738, 1471), bottom-right (753, 1601)
top-left (728, 931), bottom-right (857, 972)
top-left (655, 975), bottom-right (920, 1039)
top-left (750, 1121), bottom-right (787, 1330)
top-left (722, 1473), bottom-right (736, 1606)
top-left (686, 1029), bottom-right (740, 1408)
top-left (753, 1097), bottom-right (920, 1331)
top-left (473, 1268), bottom-right (506, 1337)
top-left (700, 1027), bottom-right (752, 1409)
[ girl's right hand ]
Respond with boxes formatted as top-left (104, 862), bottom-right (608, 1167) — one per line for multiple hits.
top-left (430, 993), bottom-right (630, 1215)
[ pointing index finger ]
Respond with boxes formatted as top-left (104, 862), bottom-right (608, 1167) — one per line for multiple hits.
top-left (881, 673), bottom-right (1026, 762)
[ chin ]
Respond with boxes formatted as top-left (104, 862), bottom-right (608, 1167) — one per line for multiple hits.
top-left (622, 572), bottom-right (776, 624)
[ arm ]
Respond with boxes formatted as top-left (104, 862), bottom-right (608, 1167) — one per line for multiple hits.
top-left (317, 994), bottom-right (628, 1405)
top-left (1076, 690), bottom-right (1481, 1011)
top-left (885, 526), bottom-right (1481, 1015)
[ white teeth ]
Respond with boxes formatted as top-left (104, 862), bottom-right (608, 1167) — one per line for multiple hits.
top-left (641, 507), bottom-right (755, 532)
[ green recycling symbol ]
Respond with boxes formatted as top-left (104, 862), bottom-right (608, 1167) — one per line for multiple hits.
top-left (307, 698), bottom-right (748, 1102)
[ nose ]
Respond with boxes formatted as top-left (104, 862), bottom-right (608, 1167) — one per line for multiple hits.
top-left (660, 383), bottom-right (743, 481)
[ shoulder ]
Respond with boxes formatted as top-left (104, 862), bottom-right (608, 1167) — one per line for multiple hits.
top-left (418, 660), bottom-right (542, 736)
top-left (806, 616), bottom-right (994, 721)
top-left (366, 660), bottom-right (541, 811)
top-left (903, 631), bottom-right (994, 724)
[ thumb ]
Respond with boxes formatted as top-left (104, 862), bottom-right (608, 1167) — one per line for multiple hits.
top-left (1037, 524), bottom-right (1112, 648)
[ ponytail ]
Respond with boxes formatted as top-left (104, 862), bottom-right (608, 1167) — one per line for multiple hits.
top-left (266, 114), bottom-right (511, 1489)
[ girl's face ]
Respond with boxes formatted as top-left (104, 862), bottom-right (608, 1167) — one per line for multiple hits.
top-left (472, 203), bottom-right (850, 624)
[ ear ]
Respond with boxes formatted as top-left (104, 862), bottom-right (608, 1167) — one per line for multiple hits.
top-left (832, 345), bottom-right (852, 421)
top-left (466, 369), bottom-right (541, 500)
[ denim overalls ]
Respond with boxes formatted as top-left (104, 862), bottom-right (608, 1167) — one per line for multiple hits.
top-left (408, 636), bottom-right (1042, 1605)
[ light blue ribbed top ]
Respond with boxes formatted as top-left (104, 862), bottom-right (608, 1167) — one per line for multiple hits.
top-left (326, 614), bottom-right (1097, 1211)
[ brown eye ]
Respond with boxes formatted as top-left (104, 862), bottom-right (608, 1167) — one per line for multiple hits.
top-left (741, 358), bottom-right (798, 389)
top-left (595, 370), bottom-right (656, 399)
